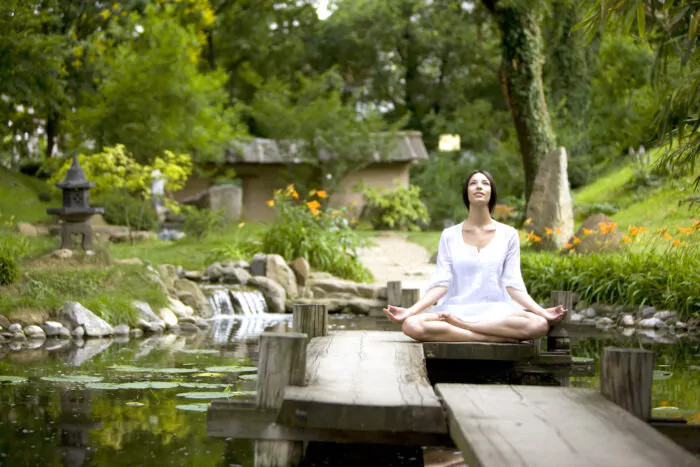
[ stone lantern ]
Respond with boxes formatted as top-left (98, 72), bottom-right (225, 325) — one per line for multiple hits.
top-left (47, 155), bottom-right (104, 251)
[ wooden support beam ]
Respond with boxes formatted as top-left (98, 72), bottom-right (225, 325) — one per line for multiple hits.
top-left (423, 341), bottom-right (536, 361)
top-left (547, 290), bottom-right (575, 350)
top-left (292, 304), bottom-right (328, 339)
top-left (254, 332), bottom-right (308, 467)
top-left (386, 281), bottom-right (402, 306)
top-left (600, 347), bottom-right (655, 422)
top-left (400, 288), bottom-right (420, 308)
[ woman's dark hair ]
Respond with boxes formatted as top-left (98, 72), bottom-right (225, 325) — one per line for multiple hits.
top-left (462, 170), bottom-right (497, 213)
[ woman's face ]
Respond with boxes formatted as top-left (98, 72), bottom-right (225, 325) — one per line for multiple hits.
top-left (467, 172), bottom-right (491, 206)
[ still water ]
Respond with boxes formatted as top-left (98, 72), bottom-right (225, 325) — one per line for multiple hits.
top-left (0, 314), bottom-right (698, 467)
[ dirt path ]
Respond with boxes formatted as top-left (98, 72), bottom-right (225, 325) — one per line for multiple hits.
top-left (358, 231), bottom-right (435, 288)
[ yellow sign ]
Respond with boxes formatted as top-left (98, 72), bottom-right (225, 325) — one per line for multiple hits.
top-left (438, 134), bottom-right (460, 152)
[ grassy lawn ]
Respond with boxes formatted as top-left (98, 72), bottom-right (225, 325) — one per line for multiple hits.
top-left (0, 167), bottom-right (56, 224)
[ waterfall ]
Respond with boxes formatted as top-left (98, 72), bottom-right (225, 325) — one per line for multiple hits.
top-left (200, 285), bottom-right (268, 316)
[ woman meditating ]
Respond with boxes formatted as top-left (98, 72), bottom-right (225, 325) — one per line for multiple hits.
top-left (383, 170), bottom-right (567, 343)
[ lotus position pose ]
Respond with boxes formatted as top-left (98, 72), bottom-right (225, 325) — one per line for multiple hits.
top-left (383, 170), bottom-right (567, 342)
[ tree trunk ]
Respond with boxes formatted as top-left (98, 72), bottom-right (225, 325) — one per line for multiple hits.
top-left (485, 2), bottom-right (556, 202)
top-left (46, 110), bottom-right (59, 159)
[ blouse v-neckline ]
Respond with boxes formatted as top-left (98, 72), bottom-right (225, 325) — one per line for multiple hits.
top-left (460, 221), bottom-right (499, 253)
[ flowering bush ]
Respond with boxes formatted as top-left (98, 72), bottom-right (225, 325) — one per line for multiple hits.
top-left (261, 185), bottom-right (373, 283)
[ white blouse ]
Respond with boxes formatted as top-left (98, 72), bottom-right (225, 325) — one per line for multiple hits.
top-left (426, 220), bottom-right (527, 321)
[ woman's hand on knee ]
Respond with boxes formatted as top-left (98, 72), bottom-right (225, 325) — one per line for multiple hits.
top-left (383, 305), bottom-right (412, 324)
top-left (541, 304), bottom-right (567, 323)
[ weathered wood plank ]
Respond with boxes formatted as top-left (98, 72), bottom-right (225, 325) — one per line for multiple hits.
top-left (293, 304), bottom-right (328, 339)
top-left (436, 384), bottom-right (700, 467)
top-left (279, 331), bottom-right (447, 434)
top-left (207, 400), bottom-right (453, 446)
top-left (601, 347), bottom-right (655, 421)
top-left (423, 341), bottom-right (536, 361)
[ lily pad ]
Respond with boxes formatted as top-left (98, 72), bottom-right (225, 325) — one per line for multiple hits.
top-left (119, 381), bottom-right (180, 390)
top-left (86, 383), bottom-right (122, 390)
top-left (125, 402), bottom-right (145, 407)
top-left (653, 370), bottom-right (673, 381)
top-left (179, 383), bottom-right (229, 389)
top-left (176, 391), bottom-right (239, 400)
top-left (179, 349), bottom-right (218, 355)
top-left (176, 403), bottom-right (210, 412)
top-left (571, 357), bottom-right (594, 363)
top-left (109, 365), bottom-right (199, 374)
top-left (41, 375), bottom-right (103, 383)
top-left (205, 366), bottom-right (257, 374)
top-left (0, 376), bottom-right (28, 383)
top-left (194, 372), bottom-right (224, 378)
top-left (239, 374), bottom-right (258, 381)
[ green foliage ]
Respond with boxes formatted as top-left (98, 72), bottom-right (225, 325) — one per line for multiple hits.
top-left (98, 190), bottom-right (158, 231)
top-left (75, 4), bottom-right (240, 163)
top-left (261, 186), bottom-right (373, 282)
top-left (48, 145), bottom-right (193, 198)
top-left (361, 183), bottom-right (430, 231)
top-left (0, 265), bottom-right (168, 325)
top-left (204, 224), bottom-right (260, 264)
top-left (576, 202), bottom-right (620, 219)
top-left (522, 248), bottom-right (700, 318)
top-left (181, 206), bottom-right (224, 240)
top-left (0, 254), bottom-right (19, 286)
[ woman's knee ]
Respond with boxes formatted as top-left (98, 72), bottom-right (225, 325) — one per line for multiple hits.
top-left (402, 317), bottom-right (428, 341)
top-left (527, 315), bottom-right (549, 338)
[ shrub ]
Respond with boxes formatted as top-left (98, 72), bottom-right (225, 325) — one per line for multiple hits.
top-left (98, 190), bottom-right (158, 231)
top-left (521, 246), bottom-right (700, 318)
top-left (261, 186), bottom-right (373, 282)
top-left (361, 183), bottom-right (430, 231)
top-left (0, 254), bottom-right (19, 286)
top-left (575, 202), bottom-right (620, 220)
top-left (181, 205), bottom-right (224, 240)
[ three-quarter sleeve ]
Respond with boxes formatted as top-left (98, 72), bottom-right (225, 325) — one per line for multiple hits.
top-left (426, 229), bottom-right (453, 291)
top-left (501, 229), bottom-right (527, 291)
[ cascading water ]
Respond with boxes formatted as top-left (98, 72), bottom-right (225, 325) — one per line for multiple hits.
top-left (200, 284), bottom-right (289, 344)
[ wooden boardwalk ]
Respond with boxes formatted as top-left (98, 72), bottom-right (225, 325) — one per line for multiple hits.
top-left (208, 326), bottom-right (700, 466)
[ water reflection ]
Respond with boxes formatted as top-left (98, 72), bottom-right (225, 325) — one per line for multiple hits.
top-left (0, 314), bottom-right (697, 467)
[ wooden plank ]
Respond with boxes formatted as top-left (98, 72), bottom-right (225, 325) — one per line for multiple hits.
top-left (651, 422), bottom-right (700, 455)
top-left (207, 400), bottom-right (453, 446)
top-left (423, 341), bottom-right (536, 361)
top-left (601, 347), bottom-right (655, 421)
top-left (278, 331), bottom-right (447, 434)
top-left (436, 384), bottom-right (700, 467)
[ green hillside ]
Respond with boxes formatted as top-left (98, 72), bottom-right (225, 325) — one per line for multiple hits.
top-left (0, 167), bottom-right (55, 225)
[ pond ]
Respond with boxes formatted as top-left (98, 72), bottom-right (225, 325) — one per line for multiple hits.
top-left (0, 314), bottom-right (698, 466)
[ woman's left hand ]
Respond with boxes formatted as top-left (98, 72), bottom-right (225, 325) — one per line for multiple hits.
top-left (540, 305), bottom-right (567, 322)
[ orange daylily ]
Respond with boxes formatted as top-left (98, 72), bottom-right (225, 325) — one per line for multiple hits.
top-left (266, 200), bottom-right (274, 207)
top-left (306, 200), bottom-right (321, 215)
top-left (555, 227), bottom-right (562, 235)
top-left (677, 226), bottom-right (693, 235)
top-left (564, 243), bottom-right (573, 249)
top-left (664, 232), bottom-right (673, 240)
top-left (316, 190), bottom-right (328, 198)
top-left (622, 235), bottom-right (632, 243)
top-left (532, 235), bottom-right (541, 243)
top-left (672, 239), bottom-right (682, 247)
top-left (600, 222), bottom-right (611, 234)
top-left (545, 227), bottom-right (553, 235)
top-left (582, 228), bottom-right (592, 236)
top-left (573, 236), bottom-right (580, 245)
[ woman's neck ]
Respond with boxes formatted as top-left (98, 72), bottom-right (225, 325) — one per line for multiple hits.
top-left (464, 207), bottom-right (493, 228)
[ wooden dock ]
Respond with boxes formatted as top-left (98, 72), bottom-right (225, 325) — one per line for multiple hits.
top-left (207, 303), bottom-right (700, 466)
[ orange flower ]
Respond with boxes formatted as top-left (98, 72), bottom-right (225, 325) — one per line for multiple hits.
top-left (672, 239), bottom-right (682, 247)
top-left (677, 226), bottom-right (693, 235)
top-left (638, 226), bottom-right (647, 234)
top-left (565, 243), bottom-right (573, 249)
top-left (532, 235), bottom-right (541, 243)
top-left (316, 190), bottom-right (327, 199)
top-left (573, 236), bottom-right (580, 245)
top-left (661, 401), bottom-right (670, 407)
top-left (306, 200), bottom-right (321, 215)
top-left (555, 227), bottom-right (562, 235)
top-left (628, 226), bottom-right (639, 237)
top-left (291, 189), bottom-right (299, 199)
top-left (266, 200), bottom-right (274, 207)
top-left (623, 235), bottom-right (632, 243)
top-left (599, 222), bottom-right (611, 234)
top-left (582, 228), bottom-right (592, 236)
top-left (664, 232), bottom-right (673, 240)
top-left (545, 227), bottom-right (553, 235)
top-left (694, 220), bottom-right (700, 227)
top-left (609, 222), bottom-right (618, 230)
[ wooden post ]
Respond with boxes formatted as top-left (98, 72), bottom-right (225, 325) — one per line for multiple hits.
top-left (387, 280), bottom-right (402, 306)
top-left (292, 304), bottom-right (327, 339)
top-left (600, 347), bottom-right (655, 421)
top-left (547, 290), bottom-right (575, 351)
top-left (401, 288), bottom-right (420, 308)
top-left (255, 332), bottom-right (307, 466)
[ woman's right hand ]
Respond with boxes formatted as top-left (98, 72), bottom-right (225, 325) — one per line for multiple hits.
top-left (383, 305), bottom-right (413, 324)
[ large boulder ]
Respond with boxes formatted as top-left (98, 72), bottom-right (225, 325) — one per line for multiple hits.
top-left (156, 264), bottom-right (178, 292)
top-left (289, 257), bottom-right (310, 287)
top-left (266, 254), bottom-right (298, 299)
top-left (221, 267), bottom-right (251, 285)
top-left (173, 278), bottom-right (213, 317)
top-left (167, 297), bottom-right (194, 318)
top-left (58, 302), bottom-right (114, 337)
top-left (525, 146), bottom-right (574, 250)
top-left (16, 222), bottom-right (38, 237)
top-left (570, 214), bottom-right (624, 254)
top-left (248, 276), bottom-right (286, 314)
top-left (132, 301), bottom-right (166, 327)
